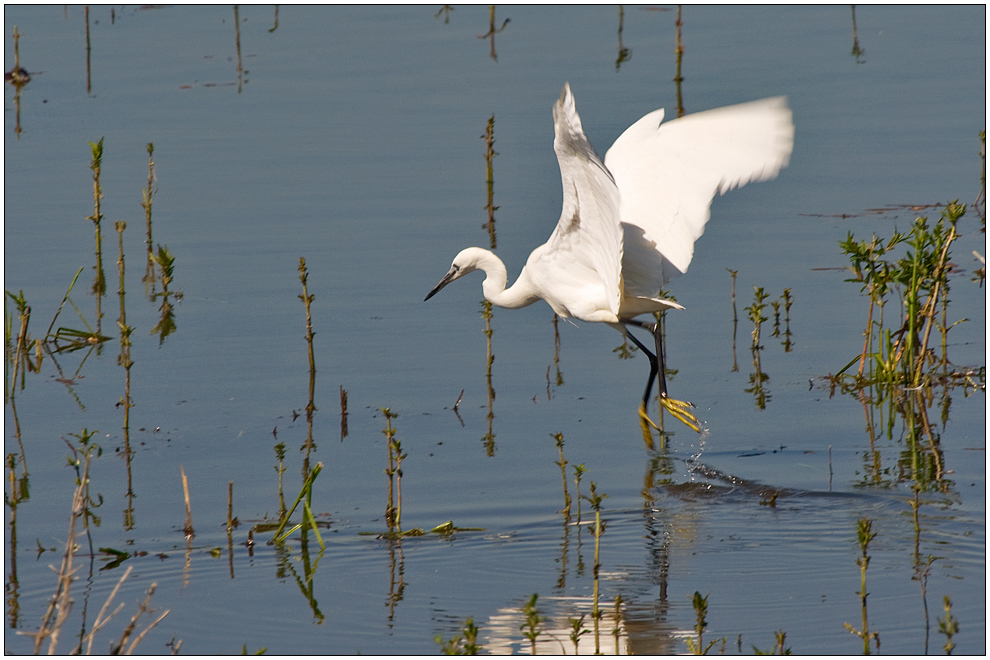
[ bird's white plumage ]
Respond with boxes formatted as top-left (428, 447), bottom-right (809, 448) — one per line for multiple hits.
top-left (426, 82), bottom-right (794, 326)
top-left (605, 97), bottom-right (794, 294)
top-left (528, 84), bottom-right (624, 321)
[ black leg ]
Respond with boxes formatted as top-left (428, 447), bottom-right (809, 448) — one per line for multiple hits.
top-left (624, 319), bottom-right (701, 433)
top-left (651, 321), bottom-right (670, 399)
top-left (623, 326), bottom-right (658, 408)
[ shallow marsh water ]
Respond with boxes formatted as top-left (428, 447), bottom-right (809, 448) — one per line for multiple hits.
top-left (3, 5), bottom-right (986, 655)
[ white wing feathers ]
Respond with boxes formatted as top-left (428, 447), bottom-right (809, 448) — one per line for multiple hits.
top-left (534, 87), bottom-right (792, 321)
top-left (540, 82), bottom-right (624, 319)
top-left (604, 97), bottom-right (794, 292)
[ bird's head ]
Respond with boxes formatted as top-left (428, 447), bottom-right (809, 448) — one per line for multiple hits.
top-left (424, 247), bottom-right (488, 301)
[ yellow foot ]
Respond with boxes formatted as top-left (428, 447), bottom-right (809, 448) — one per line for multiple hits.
top-left (660, 395), bottom-right (701, 433)
top-left (638, 402), bottom-right (659, 449)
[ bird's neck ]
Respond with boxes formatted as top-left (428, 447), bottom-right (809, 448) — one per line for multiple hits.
top-left (476, 250), bottom-right (540, 310)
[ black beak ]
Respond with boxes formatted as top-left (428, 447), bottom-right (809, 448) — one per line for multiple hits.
top-left (424, 265), bottom-right (459, 301)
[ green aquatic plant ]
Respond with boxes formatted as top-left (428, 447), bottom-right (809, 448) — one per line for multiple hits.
top-left (298, 258), bottom-right (317, 422)
top-left (41, 267), bottom-right (110, 355)
top-left (477, 5), bottom-right (509, 61)
top-left (520, 594), bottom-right (545, 655)
top-left (910, 489), bottom-right (938, 653)
top-left (273, 441), bottom-right (287, 518)
top-left (551, 433), bottom-right (571, 518)
top-left (549, 313), bottom-right (564, 388)
top-left (744, 287), bottom-right (771, 409)
top-left (273, 462), bottom-right (325, 551)
top-left (572, 462), bottom-right (586, 526)
top-left (141, 143), bottom-right (157, 291)
top-left (114, 222), bottom-right (134, 434)
top-left (673, 5), bottom-right (685, 118)
top-left (836, 202), bottom-right (970, 388)
top-left (568, 612), bottom-right (589, 654)
top-left (583, 481), bottom-right (608, 653)
top-left (938, 596), bottom-right (958, 654)
top-left (830, 202), bottom-right (980, 491)
top-left (479, 298), bottom-right (496, 456)
top-left (240, 644), bottom-right (267, 655)
top-left (87, 138), bottom-right (106, 324)
top-left (771, 288), bottom-right (793, 351)
top-left (8, 26), bottom-right (29, 138)
top-left (615, 5), bottom-right (631, 69)
top-left (434, 5), bottom-right (453, 23)
top-left (611, 594), bottom-right (625, 652)
top-left (297, 258), bottom-right (319, 463)
top-left (25, 443), bottom-right (170, 655)
top-left (5, 290), bottom-right (38, 394)
top-left (150, 244), bottom-right (180, 344)
top-left (339, 386), bottom-right (349, 440)
top-left (64, 428), bottom-right (103, 539)
top-left (745, 286), bottom-right (769, 351)
top-left (482, 114), bottom-right (498, 249)
top-left (844, 518), bottom-right (880, 654)
top-left (435, 616), bottom-right (482, 655)
top-left (753, 629), bottom-right (792, 655)
top-left (380, 407), bottom-right (401, 530)
top-left (685, 591), bottom-right (722, 655)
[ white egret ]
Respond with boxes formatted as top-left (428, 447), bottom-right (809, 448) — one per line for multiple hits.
top-left (426, 83), bottom-right (793, 433)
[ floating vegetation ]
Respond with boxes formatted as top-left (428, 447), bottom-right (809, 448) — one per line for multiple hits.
top-left (45, 269), bottom-right (113, 355)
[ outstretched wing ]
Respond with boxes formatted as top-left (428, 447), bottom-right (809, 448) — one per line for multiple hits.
top-left (539, 82), bottom-right (623, 319)
top-left (604, 97), bottom-right (794, 295)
